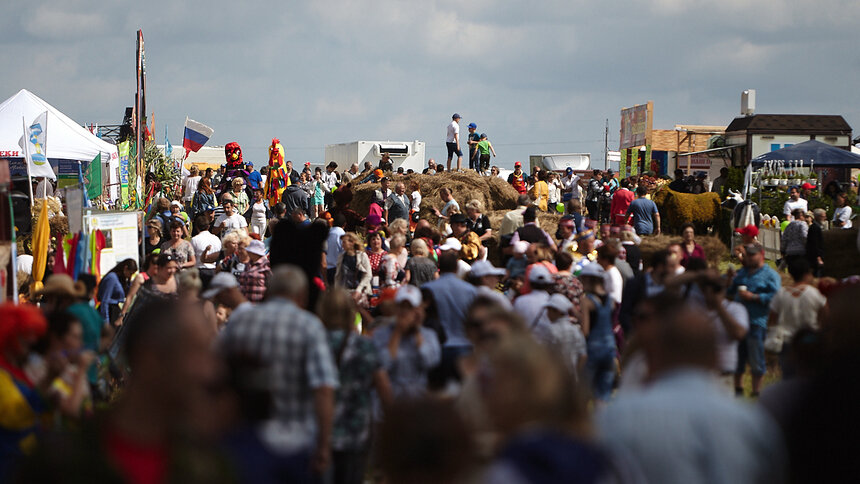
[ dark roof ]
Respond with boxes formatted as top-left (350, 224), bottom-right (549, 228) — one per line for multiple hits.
top-left (751, 140), bottom-right (860, 167)
top-left (726, 114), bottom-right (852, 134)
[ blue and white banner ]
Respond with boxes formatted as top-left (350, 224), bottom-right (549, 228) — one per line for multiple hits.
top-left (19, 111), bottom-right (56, 180)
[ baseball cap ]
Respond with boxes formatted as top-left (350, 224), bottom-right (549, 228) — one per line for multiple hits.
top-left (528, 264), bottom-right (554, 284)
top-left (374, 169), bottom-right (384, 178)
top-left (579, 263), bottom-right (605, 278)
top-left (439, 237), bottom-right (462, 252)
top-left (743, 243), bottom-right (763, 255)
top-left (545, 293), bottom-right (573, 313)
top-left (801, 182), bottom-right (816, 190)
top-left (395, 285), bottom-right (423, 307)
top-left (514, 161), bottom-right (522, 167)
top-left (170, 200), bottom-right (183, 209)
top-left (734, 224), bottom-right (759, 238)
top-left (201, 273), bottom-right (239, 299)
top-left (470, 260), bottom-right (506, 278)
top-left (452, 113), bottom-right (462, 119)
top-left (480, 133), bottom-right (487, 138)
top-left (566, 167), bottom-right (573, 173)
top-left (450, 213), bottom-right (468, 225)
top-left (245, 239), bottom-right (267, 257)
top-left (467, 122), bottom-right (477, 129)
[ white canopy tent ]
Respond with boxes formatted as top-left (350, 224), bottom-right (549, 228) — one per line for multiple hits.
top-left (0, 89), bottom-right (119, 199)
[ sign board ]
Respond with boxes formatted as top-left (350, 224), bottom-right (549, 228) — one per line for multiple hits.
top-left (83, 210), bottom-right (139, 274)
top-left (620, 102), bottom-right (653, 149)
top-left (118, 141), bottom-right (130, 208)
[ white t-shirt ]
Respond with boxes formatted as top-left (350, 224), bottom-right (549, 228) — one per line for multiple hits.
top-left (782, 198), bottom-right (808, 217)
top-left (192, 231), bottom-right (222, 270)
top-left (770, 285), bottom-right (826, 337)
top-left (446, 121), bottom-right (459, 143)
top-left (604, 266), bottom-right (624, 305)
top-left (563, 174), bottom-right (582, 198)
top-left (215, 213), bottom-right (248, 238)
top-left (710, 300), bottom-right (749, 373)
top-left (183, 175), bottom-right (202, 201)
top-left (411, 191), bottom-right (422, 211)
top-left (833, 206), bottom-right (852, 229)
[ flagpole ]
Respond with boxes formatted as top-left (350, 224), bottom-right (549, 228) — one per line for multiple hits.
top-left (22, 117), bottom-right (34, 206)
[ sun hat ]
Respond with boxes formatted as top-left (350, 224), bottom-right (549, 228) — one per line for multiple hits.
top-left (528, 264), bottom-right (554, 284)
top-left (439, 237), bottom-right (463, 252)
top-left (470, 260), bottom-right (506, 278)
top-left (395, 285), bottom-right (423, 307)
top-left (578, 263), bottom-right (606, 279)
top-left (245, 239), bottom-right (267, 257)
top-left (34, 274), bottom-right (86, 299)
top-left (201, 273), bottom-right (239, 299)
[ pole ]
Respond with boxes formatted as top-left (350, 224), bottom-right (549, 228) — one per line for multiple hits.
top-left (604, 118), bottom-right (609, 170)
top-left (22, 117), bottom-right (35, 206)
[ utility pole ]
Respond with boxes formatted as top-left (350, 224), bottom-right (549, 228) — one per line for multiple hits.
top-left (604, 118), bottom-right (609, 170)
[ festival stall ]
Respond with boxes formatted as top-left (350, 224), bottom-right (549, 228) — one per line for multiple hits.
top-left (0, 89), bottom-right (119, 201)
top-left (743, 140), bottom-right (860, 258)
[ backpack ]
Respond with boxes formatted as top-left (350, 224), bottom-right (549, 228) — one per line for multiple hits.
top-left (156, 212), bottom-right (179, 239)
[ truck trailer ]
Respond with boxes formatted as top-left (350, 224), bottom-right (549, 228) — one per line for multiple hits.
top-left (325, 140), bottom-right (425, 173)
top-left (529, 153), bottom-right (591, 173)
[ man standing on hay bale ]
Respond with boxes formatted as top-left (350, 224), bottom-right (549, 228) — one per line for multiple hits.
top-left (508, 161), bottom-right (528, 195)
top-left (625, 186), bottom-right (661, 236)
top-left (446, 113), bottom-right (464, 172)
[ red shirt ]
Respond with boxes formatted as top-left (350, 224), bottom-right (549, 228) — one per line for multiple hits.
top-left (106, 428), bottom-right (168, 484)
top-left (610, 188), bottom-right (635, 225)
top-left (509, 173), bottom-right (527, 194)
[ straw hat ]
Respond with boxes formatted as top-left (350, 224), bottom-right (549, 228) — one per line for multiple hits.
top-left (34, 274), bottom-right (86, 299)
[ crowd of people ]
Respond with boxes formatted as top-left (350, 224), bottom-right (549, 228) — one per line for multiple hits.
top-left (3, 147), bottom-right (858, 483)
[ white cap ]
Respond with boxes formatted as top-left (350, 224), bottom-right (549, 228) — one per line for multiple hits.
top-left (170, 200), bottom-right (183, 208)
top-left (545, 293), bottom-right (573, 313)
top-left (528, 264), bottom-right (554, 284)
top-left (201, 272), bottom-right (239, 299)
top-left (470, 260), bottom-right (506, 278)
top-left (578, 262), bottom-right (605, 279)
top-left (513, 240), bottom-right (530, 255)
top-left (395, 285), bottom-right (423, 307)
top-left (439, 237), bottom-right (462, 252)
top-left (245, 239), bottom-right (267, 257)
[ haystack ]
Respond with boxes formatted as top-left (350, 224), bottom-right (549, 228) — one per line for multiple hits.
top-left (351, 171), bottom-right (521, 225)
top-left (638, 234), bottom-right (727, 269)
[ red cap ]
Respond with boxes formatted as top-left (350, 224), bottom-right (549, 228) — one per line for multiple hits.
top-left (514, 161), bottom-right (522, 167)
top-left (734, 224), bottom-right (759, 238)
top-left (801, 182), bottom-right (816, 190)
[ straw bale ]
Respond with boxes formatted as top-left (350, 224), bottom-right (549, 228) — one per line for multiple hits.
top-left (350, 171), bottom-right (520, 225)
top-left (637, 234), bottom-right (727, 269)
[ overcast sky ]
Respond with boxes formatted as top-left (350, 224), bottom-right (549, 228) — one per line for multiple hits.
top-left (2, 0), bottom-right (858, 169)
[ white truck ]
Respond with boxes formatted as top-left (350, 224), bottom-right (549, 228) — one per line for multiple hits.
top-left (529, 153), bottom-right (591, 173)
top-left (324, 140), bottom-right (426, 173)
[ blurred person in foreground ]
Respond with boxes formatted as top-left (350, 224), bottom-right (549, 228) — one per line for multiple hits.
top-left (219, 265), bottom-right (338, 480)
top-left (481, 335), bottom-right (624, 483)
top-left (597, 296), bottom-right (785, 484)
top-left (14, 300), bottom-right (235, 483)
top-left (317, 290), bottom-right (392, 484)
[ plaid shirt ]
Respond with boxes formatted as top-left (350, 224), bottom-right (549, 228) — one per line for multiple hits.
top-left (237, 256), bottom-right (271, 302)
top-left (219, 298), bottom-right (339, 450)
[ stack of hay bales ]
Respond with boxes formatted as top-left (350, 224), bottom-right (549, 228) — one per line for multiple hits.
top-left (638, 234), bottom-right (727, 269)
top-left (822, 228), bottom-right (860, 278)
top-left (351, 171), bottom-right (521, 225)
top-left (652, 187), bottom-right (721, 234)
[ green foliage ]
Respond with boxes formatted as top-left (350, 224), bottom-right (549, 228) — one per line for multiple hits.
top-left (724, 167), bottom-right (745, 197)
top-left (757, 187), bottom-right (835, 218)
top-left (145, 141), bottom-right (180, 201)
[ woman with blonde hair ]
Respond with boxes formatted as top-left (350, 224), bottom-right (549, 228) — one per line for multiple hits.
top-left (229, 177), bottom-right (250, 216)
top-left (336, 232), bottom-right (373, 302)
top-left (381, 234), bottom-right (407, 288)
top-left (404, 238), bottom-right (438, 287)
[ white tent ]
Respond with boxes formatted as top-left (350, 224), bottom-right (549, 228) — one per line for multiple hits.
top-left (0, 89), bottom-right (119, 197)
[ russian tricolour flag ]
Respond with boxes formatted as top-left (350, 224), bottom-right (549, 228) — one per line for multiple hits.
top-left (183, 118), bottom-right (214, 158)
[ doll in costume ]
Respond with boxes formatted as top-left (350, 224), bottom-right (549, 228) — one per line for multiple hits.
top-left (218, 142), bottom-right (251, 197)
top-left (265, 138), bottom-right (288, 207)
